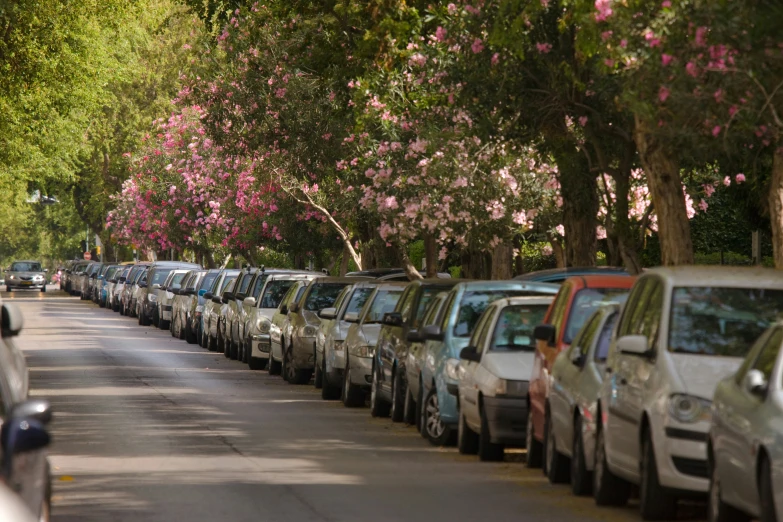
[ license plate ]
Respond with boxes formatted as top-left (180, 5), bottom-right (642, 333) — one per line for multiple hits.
top-left (21, 281), bottom-right (32, 286)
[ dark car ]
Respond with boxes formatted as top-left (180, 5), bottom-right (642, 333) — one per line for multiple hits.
top-left (371, 278), bottom-right (461, 421)
top-left (347, 268), bottom-right (451, 280)
top-left (513, 266), bottom-right (629, 284)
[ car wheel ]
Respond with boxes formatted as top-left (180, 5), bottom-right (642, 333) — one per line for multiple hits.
top-left (422, 386), bottom-right (454, 446)
top-left (139, 311), bottom-right (147, 326)
top-left (545, 408), bottom-right (570, 483)
top-left (207, 334), bottom-right (217, 352)
top-left (268, 353), bottom-right (282, 375)
top-left (186, 322), bottom-right (196, 344)
top-left (640, 430), bottom-right (678, 520)
top-left (390, 369), bottom-right (406, 423)
top-left (314, 351), bottom-right (324, 389)
top-left (478, 402), bottom-right (504, 461)
top-left (571, 416), bottom-right (593, 496)
top-left (179, 318), bottom-right (187, 340)
top-left (321, 357), bottom-right (341, 400)
top-left (4, 286), bottom-right (9, 292)
top-left (249, 340), bottom-right (267, 370)
top-left (342, 356), bottom-right (364, 407)
top-left (458, 412), bottom-right (479, 455)
top-left (417, 382), bottom-right (426, 438)
top-left (370, 367), bottom-right (391, 417)
top-left (403, 379), bottom-right (416, 426)
top-left (759, 455), bottom-right (777, 522)
top-left (284, 344), bottom-right (311, 384)
top-left (593, 421), bottom-right (631, 506)
top-left (525, 407), bottom-right (543, 468)
top-left (41, 286), bottom-right (46, 293)
top-left (708, 452), bottom-right (751, 522)
top-left (170, 316), bottom-right (177, 337)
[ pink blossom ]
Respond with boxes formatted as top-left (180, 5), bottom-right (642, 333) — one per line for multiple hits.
top-left (596, 226), bottom-right (607, 240)
top-left (658, 86), bottom-right (670, 102)
top-left (729, 105), bottom-right (739, 117)
top-left (698, 199), bottom-right (708, 212)
top-left (695, 26), bottom-right (708, 46)
top-left (723, 176), bottom-right (731, 186)
top-left (594, 0), bottom-right (613, 22)
top-left (620, 39), bottom-right (627, 48)
top-left (536, 42), bottom-right (552, 54)
top-left (662, 0), bottom-right (671, 7)
top-left (713, 89), bottom-right (724, 103)
top-left (703, 184), bottom-right (715, 197)
top-left (435, 26), bottom-right (447, 42)
top-left (686, 61), bottom-right (699, 77)
top-left (556, 224), bottom-right (565, 236)
top-left (661, 54), bottom-right (673, 66)
top-left (542, 245), bottom-right (554, 256)
top-left (491, 53), bottom-right (500, 66)
top-left (486, 200), bottom-right (505, 220)
top-left (601, 31), bottom-right (613, 42)
top-left (712, 125), bottom-right (722, 137)
top-left (735, 173), bottom-right (746, 183)
top-left (447, 3), bottom-right (457, 14)
top-left (471, 38), bottom-right (484, 54)
top-left (579, 116), bottom-right (588, 126)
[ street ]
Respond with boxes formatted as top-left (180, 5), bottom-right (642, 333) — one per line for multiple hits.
top-left (7, 289), bottom-right (694, 522)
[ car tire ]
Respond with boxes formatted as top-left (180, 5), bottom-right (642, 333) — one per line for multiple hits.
top-left (640, 430), bottom-right (678, 521)
top-left (417, 382), bottom-right (426, 438)
top-left (314, 353), bottom-right (324, 389)
top-left (370, 367), bottom-right (391, 417)
top-left (41, 286), bottom-right (46, 293)
top-left (249, 350), bottom-right (267, 370)
top-left (422, 386), bottom-right (455, 446)
top-left (207, 334), bottom-right (217, 352)
top-left (390, 369), bottom-right (406, 423)
top-left (458, 412), bottom-right (479, 455)
top-left (403, 379), bottom-right (416, 425)
top-left (179, 318), bottom-right (187, 340)
top-left (268, 354), bottom-right (282, 375)
top-left (4, 286), bottom-right (9, 292)
top-left (593, 422), bottom-right (631, 506)
top-left (478, 403), bottom-right (504, 461)
top-left (321, 357), bottom-right (341, 400)
top-left (186, 322), bottom-right (197, 344)
top-left (525, 407), bottom-right (543, 468)
top-left (571, 416), bottom-right (593, 496)
top-left (759, 455), bottom-right (777, 522)
top-left (342, 356), bottom-right (365, 407)
top-left (139, 311), bottom-right (149, 326)
top-left (284, 344), bottom-right (311, 384)
top-left (545, 409), bottom-right (570, 483)
top-left (708, 451), bottom-right (751, 522)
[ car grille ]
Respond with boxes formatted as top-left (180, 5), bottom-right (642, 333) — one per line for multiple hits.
top-left (672, 457), bottom-right (708, 478)
top-left (21, 276), bottom-right (32, 281)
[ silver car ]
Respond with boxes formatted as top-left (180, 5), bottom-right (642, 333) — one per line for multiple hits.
top-left (269, 281), bottom-right (311, 375)
top-left (342, 283), bottom-right (407, 407)
top-left (709, 322), bottom-right (783, 522)
top-left (155, 270), bottom-right (189, 330)
top-left (223, 267), bottom-right (259, 360)
top-left (202, 270), bottom-right (239, 351)
top-left (121, 264), bottom-right (149, 316)
top-left (170, 270), bottom-right (204, 340)
top-left (110, 266), bottom-right (133, 312)
top-left (5, 260), bottom-right (47, 293)
top-left (547, 304), bottom-right (620, 493)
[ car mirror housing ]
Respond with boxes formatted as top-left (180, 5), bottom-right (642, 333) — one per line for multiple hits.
top-left (10, 399), bottom-right (52, 426)
top-left (152, 283), bottom-right (161, 290)
top-left (203, 292), bottom-right (214, 300)
top-left (279, 305), bottom-right (289, 315)
top-left (744, 369), bottom-right (768, 397)
top-left (243, 297), bottom-right (257, 307)
top-left (616, 335), bottom-right (651, 357)
top-left (1, 418), bottom-right (50, 460)
top-left (212, 296), bottom-right (222, 304)
top-left (406, 329), bottom-right (422, 343)
top-left (171, 288), bottom-right (180, 295)
top-left (220, 295), bottom-right (230, 304)
top-left (383, 312), bottom-right (403, 327)
top-left (343, 311), bottom-right (359, 323)
top-left (459, 346), bottom-right (480, 362)
top-left (223, 292), bottom-right (234, 301)
top-left (288, 302), bottom-right (300, 314)
top-left (1, 303), bottom-right (24, 337)
top-left (533, 324), bottom-right (556, 346)
top-left (421, 324), bottom-right (444, 342)
top-left (319, 307), bottom-right (336, 319)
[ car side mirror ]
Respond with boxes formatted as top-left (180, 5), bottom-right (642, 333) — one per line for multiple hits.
top-left (744, 369), bottom-right (768, 397)
top-left (223, 292), bottom-right (234, 301)
top-left (221, 295), bottom-right (230, 304)
top-left (421, 324), bottom-right (444, 342)
top-left (10, 399), bottom-right (52, 426)
top-left (319, 307), bottom-right (336, 319)
top-left (534, 324), bottom-right (556, 347)
top-left (570, 349), bottom-right (585, 367)
top-left (616, 335), bottom-right (651, 357)
top-left (152, 283), bottom-right (161, 290)
top-left (383, 312), bottom-right (403, 327)
top-left (44, 268), bottom-right (49, 273)
top-left (343, 311), bottom-right (359, 323)
top-left (139, 282), bottom-right (147, 288)
top-left (203, 292), bottom-right (214, 300)
top-left (288, 302), bottom-right (300, 314)
top-left (212, 296), bottom-right (222, 304)
top-left (279, 305), bottom-right (289, 315)
top-left (459, 346), bottom-right (481, 362)
top-left (243, 297), bottom-right (257, 307)
top-left (171, 288), bottom-right (180, 295)
top-left (406, 329), bottom-right (422, 343)
top-left (1, 303), bottom-right (24, 337)
top-left (1, 417), bottom-right (50, 459)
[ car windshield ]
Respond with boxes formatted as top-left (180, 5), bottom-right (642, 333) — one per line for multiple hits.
top-left (490, 304), bottom-right (550, 351)
top-left (9, 262), bottom-right (42, 272)
top-left (199, 273), bottom-right (217, 292)
top-left (364, 289), bottom-right (404, 324)
top-left (564, 288), bottom-right (630, 344)
top-left (344, 288), bottom-right (374, 317)
top-left (219, 276), bottom-right (237, 295)
top-left (669, 286), bottom-right (783, 357)
top-left (105, 267), bottom-right (119, 280)
top-left (250, 274), bottom-right (269, 298)
top-left (151, 269), bottom-right (173, 286)
top-left (595, 312), bottom-right (619, 361)
top-left (169, 272), bottom-right (187, 289)
top-left (414, 287), bottom-right (446, 327)
top-left (260, 280), bottom-right (297, 308)
top-left (304, 283), bottom-right (350, 311)
top-left (238, 273), bottom-right (254, 294)
top-left (455, 290), bottom-right (538, 337)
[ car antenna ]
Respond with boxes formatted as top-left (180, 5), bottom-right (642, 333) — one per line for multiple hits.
top-left (260, 265), bottom-right (265, 274)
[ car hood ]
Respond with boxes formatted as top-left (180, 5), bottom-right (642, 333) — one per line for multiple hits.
top-left (670, 353), bottom-right (744, 400)
top-left (360, 323), bottom-right (383, 346)
top-left (8, 271), bottom-right (44, 278)
top-left (481, 351), bottom-right (537, 381)
top-left (303, 310), bottom-right (321, 326)
top-left (447, 336), bottom-right (472, 358)
top-left (258, 308), bottom-right (277, 320)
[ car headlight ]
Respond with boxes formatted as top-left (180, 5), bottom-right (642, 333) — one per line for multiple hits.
top-left (196, 305), bottom-right (204, 313)
top-left (668, 394), bottom-right (712, 423)
top-left (256, 317), bottom-right (271, 333)
top-left (33, 275), bottom-right (44, 281)
top-left (333, 339), bottom-right (344, 351)
top-left (8, 276), bottom-right (14, 280)
top-left (148, 294), bottom-right (157, 302)
top-left (444, 358), bottom-right (461, 382)
top-left (301, 325), bottom-right (318, 337)
top-left (349, 344), bottom-right (373, 357)
top-left (495, 379), bottom-right (529, 398)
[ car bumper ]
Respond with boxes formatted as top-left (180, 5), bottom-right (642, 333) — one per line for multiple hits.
top-left (292, 337), bottom-right (316, 369)
top-left (483, 396), bottom-right (529, 446)
top-left (250, 334), bottom-right (271, 359)
top-left (654, 419), bottom-right (709, 493)
top-left (161, 304), bottom-right (173, 320)
top-left (7, 281), bottom-right (44, 289)
top-left (346, 355), bottom-right (372, 386)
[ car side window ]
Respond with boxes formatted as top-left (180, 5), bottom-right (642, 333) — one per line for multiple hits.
top-left (547, 283), bottom-right (572, 333)
top-left (637, 280), bottom-right (664, 351)
top-left (734, 328), bottom-right (773, 385)
top-left (439, 292), bottom-right (458, 331)
top-left (469, 307), bottom-right (494, 354)
top-left (576, 312), bottom-right (602, 359)
top-left (397, 287), bottom-right (416, 321)
top-left (421, 296), bottom-right (444, 327)
top-left (617, 279), bottom-right (649, 337)
top-left (751, 328), bottom-right (783, 384)
top-left (595, 312), bottom-right (619, 362)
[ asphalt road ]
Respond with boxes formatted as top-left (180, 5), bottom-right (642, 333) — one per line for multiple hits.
top-left (4, 288), bottom-right (703, 522)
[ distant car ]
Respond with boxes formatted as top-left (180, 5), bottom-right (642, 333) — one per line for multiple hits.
top-left (110, 266), bottom-right (133, 312)
top-left (98, 265), bottom-right (121, 307)
top-left (137, 262), bottom-right (201, 326)
top-left (5, 261), bottom-right (47, 292)
top-left (269, 281), bottom-right (311, 375)
top-left (121, 264), bottom-right (149, 316)
top-left (187, 270), bottom-right (218, 345)
top-left (514, 266), bottom-right (630, 284)
top-left (223, 266), bottom-right (259, 360)
top-left (202, 270), bottom-right (239, 351)
top-left (709, 321), bottom-right (783, 522)
top-left (456, 296), bottom-right (554, 462)
top-left (154, 269), bottom-right (190, 330)
top-left (346, 267), bottom-right (451, 280)
top-left (170, 270), bottom-right (204, 341)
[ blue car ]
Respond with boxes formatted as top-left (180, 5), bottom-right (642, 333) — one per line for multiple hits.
top-left (418, 281), bottom-right (559, 445)
top-left (513, 266), bottom-right (629, 284)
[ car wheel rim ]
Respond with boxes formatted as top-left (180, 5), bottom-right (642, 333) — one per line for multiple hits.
top-left (425, 392), bottom-right (444, 439)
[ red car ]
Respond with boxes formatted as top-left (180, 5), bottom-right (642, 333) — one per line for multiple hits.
top-left (527, 274), bottom-right (635, 470)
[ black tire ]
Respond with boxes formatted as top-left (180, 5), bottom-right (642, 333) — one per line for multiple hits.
top-left (709, 451), bottom-right (751, 522)
top-left (593, 422), bottom-right (631, 506)
top-left (402, 379), bottom-right (417, 425)
top-left (179, 318), bottom-right (186, 340)
top-left (321, 357), bottom-right (341, 400)
top-left (4, 286), bottom-right (9, 292)
top-left (42, 286), bottom-right (46, 293)
top-left (268, 354), bottom-right (282, 375)
top-left (139, 311), bottom-right (149, 326)
top-left (479, 403), bottom-right (504, 461)
top-left (417, 383), bottom-right (426, 438)
top-left (640, 431), bottom-right (678, 521)
top-left (390, 369), bottom-right (406, 423)
top-left (422, 386), bottom-right (455, 446)
top-left (759, 456), bottom-right (777, 522)
top-left (370, 367), bottom-right (391, 417)
top-left (207, 334), bottom-right (217, 352)
top-left (458, 412), bottom-right (479, 455)
top-left (186, 321), bottom-right (197, 344)
top-left (249, 354), bottom-right (267, 371)
top-left (571, 416), bottom-right (593, 496)
top-left (314, 352), bottom-right (323, 389)
top-left (525, 407), bottom-right (543, 468)
top-left (284, 345), bottom-right (311, 384)
top-left (545, 409), bottom-right (570, 483)
top-left (342, 356), bottom-right (365, 407)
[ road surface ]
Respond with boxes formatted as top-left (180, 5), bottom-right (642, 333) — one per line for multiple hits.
top-left (5, 288), bottom-right (702, 522)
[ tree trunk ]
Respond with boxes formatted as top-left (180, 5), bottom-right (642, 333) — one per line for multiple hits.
top-left (490, 242), bottom-right (513, 280)
top-left (611, 168), bottom-right (643, 275)
top-left (769, 144), bottom-right (783, 268)
top-left (401, 244), bottom-right (424, 281)
top-left (555, 149), bottom-right (598, 267)
top-left (634, 116), bottom-right (694, 265)
top-left (424, 234), bottom-right (437, 278)
top-left (548, 235), bottom-right (566, 268)
top-left (339, 243), bottom-right (350, 276)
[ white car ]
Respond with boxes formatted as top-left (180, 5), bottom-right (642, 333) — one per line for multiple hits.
top-left (201, 270), bottom-right (239, 351)
top-left (456, 296), bottom-right (553, 461)
top-left (547, 304), bottom-right (621, 493)
top-left (155, 269), bottom-right (189, 330)
top-left (269, 280), bottom-right (310, 375)
top-left (594, 266), bottom-right (783, 521)
top-left (709, 321), bottom-right (783, 522)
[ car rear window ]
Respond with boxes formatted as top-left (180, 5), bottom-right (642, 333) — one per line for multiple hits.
top-left (490, 304), bottom-right (550, 351)
top-left (564, 288), bottom-right (630, 344)
top-left (344, 288), bottom-right (374, 317)
top-left (454, 290), bottom-right (538, 337)
top-left (363, 290), bottom-right (404, 324)
top-left (260, 280), bottom-right (297, 309)
top-left (304, 283), bottom-right (350, 311)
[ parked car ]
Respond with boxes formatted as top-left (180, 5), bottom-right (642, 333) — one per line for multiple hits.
top-left (709, 321), bottom-right (783, 522)
top-left (269, 280), bottom-right (311, 375)
top-left (222, 266), bottom-right (259, 359)
top-left (0, 483), bottom-right (37, 522)
top-left (130, 268), bottom-right (150, 317)
top-left (187, 269), bottom-right (218, 345)
top-left (110, 265), bottom-right (133, 312)
top-left (101, 265), bottom-right (121, 308)
top-left (5, 260), bottom-right (47, 293)
top-left (514, 267), bottom-right (630, 284)
top-left (280, 277), bottom-right (359, 384)
top-left (137, 262), bottom-right (201, 326)
top-left (315, 282), bottom-right (377, 399)
top-left (121, 264), bottom-right (148, 315)
top-left (92, 263), bottom-right (113, 303)
top-left (202, 270), bottom-right (239, 351)
top-left (528, 274), bottom-right (634, 468)
top-left (0, 301), bottom-right (53, 520)
top-left (593, 267), bottom-right (783, 520)
top-left (371, 278), bottom-right (460, 422)
top-left (73, 261), bottom-right (94, 297)
top-left (243, 273), bottom-right (319, 370)
top-left (547, 304), bottom-right (621, 492)
top-left (170, 270), bottom-right (204, 340)
top-left (418, 281), bottom-right (559, 445)
top-left (154, 269), bottom-right (190, 330)
top-left (346, 267), bottom-right (450, 280)
top-left (456, 296), bottom-right (554, 461)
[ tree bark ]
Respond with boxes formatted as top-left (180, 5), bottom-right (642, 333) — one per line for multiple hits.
top-left (548, 235), bottom-right (566, 268)
top-left (556, 149), bottom-right (598, 267)
top-left (611, 168), bottom-right (643, 275)
top-left (769, 144), bottom-right (783, 268)
top-left (490, 242), bottom-right (514, 280)
top-left (424, 234), bottom-right (437, 278)
top-left (339, 243), bottom-right (350, 276)
top-left (401, 245), bottom-right (424, 281)
top-left (634, 116), bottom-right (694, 265)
